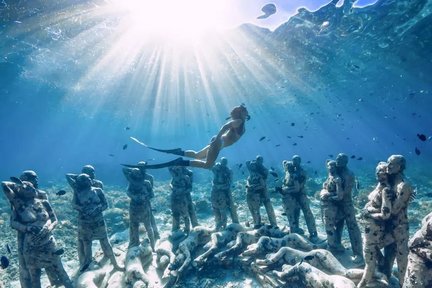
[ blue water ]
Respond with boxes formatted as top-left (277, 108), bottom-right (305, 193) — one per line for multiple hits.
top-left (0, 0), bottom-right (431, 187)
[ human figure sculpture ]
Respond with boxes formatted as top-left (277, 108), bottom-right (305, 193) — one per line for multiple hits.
top-left (380, 155), bottom-right (414, 285)
top-left (357, 162), bottom-right (394, 287)
top-left (168, 166), bottom-right (194, 233)
top-left (163, 226), bottom-right (212, 287)
top-left (123, 167), bottom-right (157, 250)
top-left (320, 160), bottom-right (345, 253)
top-left (2, 180), bottom-right (73, 288)
top-left (137, 161), bottom-right (160, 240)
top-left (211, 157), bottom-right (239, 230)
top-left (5, 171), bottom-right (61, 287)
top-left (245, 155), bottom-right (277, 228)
top-left (335, 153), bottom-right (363, 263)
top-left (280, 158), bottom-right (320, 242)
top-left (66, 173), bottom-right (123, 272)
top-left (403, 212), bottom-right (432, 288)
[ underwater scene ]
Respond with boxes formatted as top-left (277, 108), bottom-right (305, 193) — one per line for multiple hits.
top-left (1, 0), bottom-right (431, 287)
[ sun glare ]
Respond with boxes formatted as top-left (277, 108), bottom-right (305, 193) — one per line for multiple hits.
top-left (109, 0), bottom-right (233, 42)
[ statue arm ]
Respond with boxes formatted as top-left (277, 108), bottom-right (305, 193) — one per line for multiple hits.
top-left (10, 209), bottom-right (27, 233)
top-left (42, 200), bottom-right (58, 232)
top-left (65, 173), bottom-right (78, 188)
top-left (1, 181), bottom-right (17, 203)
top-left (391, 183), bottom-right (413, 215)
top-left (96, 189), bottom-right (109, 211)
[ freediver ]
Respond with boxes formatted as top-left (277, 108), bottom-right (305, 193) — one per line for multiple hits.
top-left (124, 104), bottom-right (250, 169)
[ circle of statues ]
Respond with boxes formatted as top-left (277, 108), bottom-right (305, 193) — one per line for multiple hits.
top-left (2, 153), bottom-right (428, 288)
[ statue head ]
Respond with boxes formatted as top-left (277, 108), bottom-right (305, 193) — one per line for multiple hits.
top-left (81, 165), bottom-right (96, 179)
top-left (20, 170), bottom-right (38, 189)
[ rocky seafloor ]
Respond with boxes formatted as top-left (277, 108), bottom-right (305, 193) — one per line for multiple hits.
top-left (0, 170), bottom-right (431, 288)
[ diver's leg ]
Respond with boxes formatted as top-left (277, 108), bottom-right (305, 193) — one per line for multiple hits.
top-left (185, 145), bottom-right (210, 160)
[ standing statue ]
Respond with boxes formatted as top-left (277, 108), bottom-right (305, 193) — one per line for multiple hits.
top-left (123, 167), bottom-right (158, 250)
top-left (280, 157), bottom-right (320, 243)
top-left (66, 173), bottom-right (123, 272)
top-left (245, 155), bottom-right (277, 228)
top-left (211, 157), bottom-right (239, 230)
top-left (2, 180), bottom-right (73, 288)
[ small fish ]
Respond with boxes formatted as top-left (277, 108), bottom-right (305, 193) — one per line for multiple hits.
top-left (281, 212), bottom-right (287, 216)
top-left (0, 256), bottom-right (9, 269)
top-left (238, 163), bottom-right (243, 169)
top-left (5, 244), bottom-right (11, 254)
top-left (297, 135), bottom-right (304, 138)
top-left (417, 134), bottom-right (427, 141)
top-left (269, 171), bottom-right (278, 178)
top-left (123, 144), bottom-right (128, 150)
top-left (275, 144), bottom-right (280, 147)
top-left (259, 136), bottom-right (266, 141)
top-left (415, 147), bottom-right (421, 155)
top-left (328, 154), bottom-right (334, 158)
top-left (293, 143), bottom-right (297, 146)
top-left (350, 155), bottom-right (356, 159)
top-left (306, 161), bottom-right (311, 164)
top-left (357, 157), bottom-right (363, 160)
top-left (125, 126), bottom-right (130, 130)
top-left (108, 154), bottom-right (115, 157)
top-left (56, 190), bottom-right (66, 196)
top-left (54, 248), bottom-right (64, 255)
top-left (287, 136), bottom-right (292, 138)
top-left (291, 122), bottom-right (295, 126)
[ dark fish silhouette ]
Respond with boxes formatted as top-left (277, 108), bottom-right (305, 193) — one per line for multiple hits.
top-left (328, 154), bottom-right (334, 158)
top-left (5, 244), bottom-right (11, 254)
top-left (54, 248), bottom-right (64, 255)
top-left (108, 154), bottom-right (115, 157)
top-left (291, 122), bottom-right (295, 126)
top-left (357, 157), bottom-right (363, 160)
top-left (123, 144), bottom-right (128, 150)
top-left (415, 147), bottom-right (421, 155)
top-left (125, 126), bottom-right (130, 130)
top-left (293, 143), bottom-right (297, 146)
top-left (238, 163), bottom-right (243, 169)
top-left (275, 144), bottom-right (281, 147)
top-left (56, 190), bottom-right (66, 196)
top-left (257, 3), bottom-right (276, 19)
top-left (306, 161), bottom-right (311, 164)
top-left (351, 155), bottom-right (356, 159)
top-left (298, 135), bottom-right (304, 138)
top-left (417, 134), bottom-right (427, 141)
top-left (0, 256), bottom-right (9, 269)
top-left (259, 136), bottom-right (266, 141)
